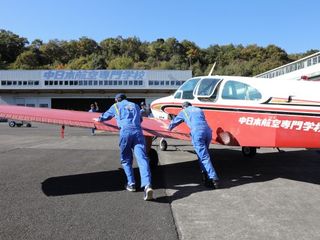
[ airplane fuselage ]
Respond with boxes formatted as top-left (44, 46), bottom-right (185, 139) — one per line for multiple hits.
top-left (151, 75), bottom-right (320, 148)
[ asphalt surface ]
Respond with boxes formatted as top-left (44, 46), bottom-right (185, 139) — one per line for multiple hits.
top-left (0, 123), bottom-right (178, 240)
top-left (1, 122), bottom-right (320, 240)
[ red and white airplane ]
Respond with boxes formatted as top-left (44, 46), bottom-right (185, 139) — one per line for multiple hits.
top-left (151, 74), bottom-right (320, 156)
top-left (1, 74), bottom-right (320, 161)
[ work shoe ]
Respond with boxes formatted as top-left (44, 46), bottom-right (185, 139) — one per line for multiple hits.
top-left (212, 180), bottom-right (219, 189)
top-left (201, 172), bottom-right (209, 183)
top-left (126, 183), bottom-right (136, 192)
top-left (205, 179), bottom-right (219, 189)
top-left (143, 185), bottom-right (153, 201)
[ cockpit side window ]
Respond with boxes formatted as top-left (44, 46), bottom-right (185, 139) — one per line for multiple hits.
top-left (197, 78), bottom-right (220, 96)
top-left (174, 78), bottom-right (200, 99)
top-left (221, 80), bottom-right (262, 100)
top-left (196, 78), bottom-right (221, 102)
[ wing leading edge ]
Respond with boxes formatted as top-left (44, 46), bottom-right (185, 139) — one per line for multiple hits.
top-left (0, 105), bottom-right (191, 141)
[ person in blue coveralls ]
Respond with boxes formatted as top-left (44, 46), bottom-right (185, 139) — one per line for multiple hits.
top-left (88, 102), bottom-right (99, 135)
top-left (140, 102), bottom-right (152, 117)
top-left (167, 101), bottom-right (219, 189)
top-left (96, 94), bottom-right (153, 201)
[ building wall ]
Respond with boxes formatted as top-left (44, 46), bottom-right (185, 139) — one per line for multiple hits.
top-left (0, 70), bottom-right (192, 110)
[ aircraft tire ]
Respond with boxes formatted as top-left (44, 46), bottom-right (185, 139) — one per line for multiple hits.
top-left (242, 147), bottom-right (257, 157)
top-left (8, 121), bottom-right (16, 127)
top-left (148, 148), bottom-right (159, 169)
top-left (160, 139), bottom-right (167, 151)
top-left (26, 123), bottom-right (32, 127)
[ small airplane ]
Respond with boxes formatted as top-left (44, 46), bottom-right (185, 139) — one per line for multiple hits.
top-left (1, 71), bottom-right (320, 164)
top-left (151, 72), bottom-right (320, 156)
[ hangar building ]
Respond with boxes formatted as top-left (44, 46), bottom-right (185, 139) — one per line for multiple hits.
top-left (0, 69), bottom-right (192, 111)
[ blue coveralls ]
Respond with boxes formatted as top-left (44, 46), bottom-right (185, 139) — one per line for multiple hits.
top-left (99, 100), bottom-right (152, 188)
top-left (168, 106), bottom-right (218, 180)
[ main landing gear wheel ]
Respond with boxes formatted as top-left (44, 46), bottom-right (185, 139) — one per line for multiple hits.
top-left (159, 138), bottom-right (168, 151)
top-left (8, 121), bottom-right (16, 127)
top-left (242, 147), bottom-right (257, 157)
top-left (148, 148), bottom-right (159, 169)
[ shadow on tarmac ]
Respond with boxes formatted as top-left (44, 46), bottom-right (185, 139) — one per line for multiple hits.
top-left (42, 169), bottom-right (127, 196)
top-left (155, 148), bottom-right (320, 203)
top-left (42, 148), bottom-right (320, 203)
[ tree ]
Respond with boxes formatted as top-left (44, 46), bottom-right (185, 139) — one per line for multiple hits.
top-left (0, 29), bottom-right (28, 64)
top-left (120, 37), bottom-right (144, 61)
top-left (12, 50), bottom-right (41, 69)
top-left (108, 56), bottom-right (134, 69)
top-left (40, 39), bottom-right (67, 64)
top-left (100, 37), bottom-right (122, 61)
top-left (77, 37), bottom-right (100, 56)
top-left (65, 54), bottom-right (106, 70)
top-left (90, 54), bottom-right (107, 69)
top-left (148, 38), bottom-right (168, 66)
top-left (181, 40), bottom-right (201, 69)
top-left (66, 56), bottom-right (91, 69)
top-left (30, 39), bottom-right (43, 50)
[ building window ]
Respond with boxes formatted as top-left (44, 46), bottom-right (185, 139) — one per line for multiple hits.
top-left (59, 81), bottom-right (63, 85)
top-left (313, 57), bottom-right (318, 65)
top-left (39, 104), bottom-right (48, 108)
top-left (139, 81), bottom-right (143, 85)
top-left (64, 81), bottom-right (69, 85)
top-left (307, 59), bottom-right (312, 66)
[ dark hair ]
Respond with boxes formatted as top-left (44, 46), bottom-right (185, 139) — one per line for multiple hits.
top-left (115, 93), bottom-right (127, 101)
top-left (182, 101), bottom-right (192, 108)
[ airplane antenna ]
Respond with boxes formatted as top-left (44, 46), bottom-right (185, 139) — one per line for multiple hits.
top-left (208, 62), bottom-right (216, 76)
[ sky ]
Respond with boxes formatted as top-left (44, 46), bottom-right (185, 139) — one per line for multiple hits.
top-left (1, 0), bottom-right (319, 54)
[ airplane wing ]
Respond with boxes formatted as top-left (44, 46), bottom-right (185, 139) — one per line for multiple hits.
top-left (0, 105), bottom-right (191, 141)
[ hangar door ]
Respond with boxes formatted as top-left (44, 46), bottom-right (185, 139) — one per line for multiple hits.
top-left (51, 98), bottom-right (145, 112)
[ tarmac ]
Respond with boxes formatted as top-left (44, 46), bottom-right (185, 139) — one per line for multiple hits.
top-left (1, 123), bottom-right (320, 240)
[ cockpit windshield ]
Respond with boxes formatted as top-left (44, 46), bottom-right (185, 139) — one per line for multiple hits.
top-left (173, 78), bottom-right (200, 99)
